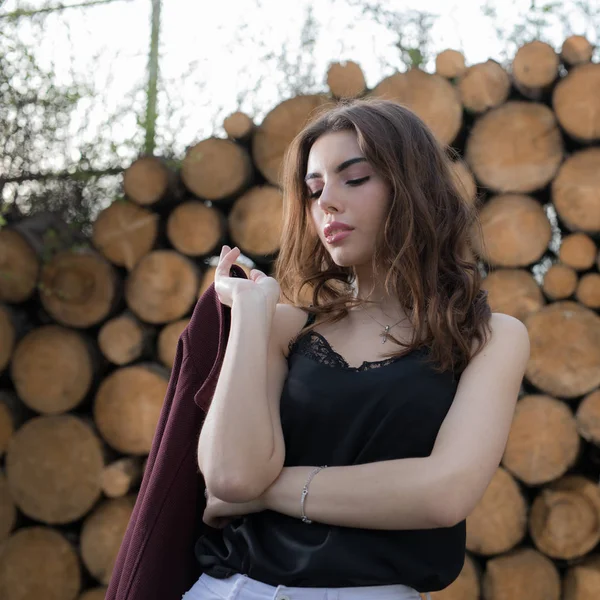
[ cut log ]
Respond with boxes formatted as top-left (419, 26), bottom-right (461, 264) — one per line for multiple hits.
top-left (472, 194), bottom-right (552, 267)
top-left (5, 415), bottom-right (104, 524)
top-left (430, 553), bottom-right (479, 600)
top-left (561, 35), bottom-right (595, 66)
top-left (166, 201), bottom-right (226, 257)
top-left (553, 63), bottom-right (600, 142)
top-left (482, 547), bottom-right (561, 600)
top-left (449, 160), bottom-right (477, 205)
top-left (542, 263), bottom-right (578, 300)
top-left (92, 200), bottom-right (159, 271)
top-left (0, 303), bottom-right (15, 373)
top-left (552, 147), bottom-right (600, 234)
top-left (39, 249), bottom-right (120, 328)
top-left (529, 475), bottom-right (600, 559)
top-left (228, 185), bottom-right (284, 257)
top-left (466, 467), bottom-right (527, 555)
top-left (326, 60), bottom-right (367, 98)
top-left (0, 469), bottom-right (17, 542)
top-left (502, 395), bottom-right (580, 485)
top-left (458, 60), bottom-right (510, 113)
top-left (223, 111), bottom-right (255, 141)
top-left (157, 318), bottom-right (190, 369)
top-left (512, 40), bottom-right (559, 99)
top-left (125, 250), bottom-right (199, 324)
top-left (481, 268), bottom-right (544, 322)
top-left (465, 101), bottom-right (563, 193)
top-left (79, 588), bottom-right (108, 600)
top-left (80, 495), bottom-right (136, 585)
top-left (101, 457), bottom-right (144, 498)
top-left (181, 137), bottom-right (253, 201)
top-left (123, 156), bottom-right (174, 206)
top-left (98, 312), bottom-right (154, 366)
top-left (576, 389), bottom-right (600, 446)
top-left (524, 301), bottom-right (600, 398)
top-left (563, 553), bottom-right (600, 600)
top-left (576, 273), bottom-right (600, 309)
top-left (0, 228), bottom-right (39, 303)
top-left (198, 261), bottom-right (252, 299)
top-left (252, 94), bottom-right (331, 185)
top-left (0, 526), bottom-right (81, 600)
top-left (11, 325), bottom-right (94, 415)
top-left (435, 49), bottom-right (466, 79)
top-left (559, 232), bottom-right (598, 270)
top-left (93, 363), bottom-right (169, 454)
top-left (371, 69), bottom-right (462, 146)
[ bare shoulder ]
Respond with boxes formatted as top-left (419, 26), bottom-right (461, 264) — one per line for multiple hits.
top-left (471, 312), bottom-right (530, 365)
top-left (490, 312), bottom-right (529, 346)
top-left (272, 303), bottom-right (313, 358)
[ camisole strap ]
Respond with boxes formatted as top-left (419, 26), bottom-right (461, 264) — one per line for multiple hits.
top-left (304, 310), bottom-right (316, 328)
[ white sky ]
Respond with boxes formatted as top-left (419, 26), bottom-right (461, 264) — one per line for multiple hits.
top-left (2, 0), bottom-right (598, 175)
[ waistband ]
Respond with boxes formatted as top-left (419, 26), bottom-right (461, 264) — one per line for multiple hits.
top-left (197, 572), bottom-right (431, 600)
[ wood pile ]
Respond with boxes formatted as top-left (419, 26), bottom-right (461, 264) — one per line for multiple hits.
top-left (0, 35), bottom-right (598, 600)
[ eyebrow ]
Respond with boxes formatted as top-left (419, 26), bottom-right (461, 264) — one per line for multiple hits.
top-left (304, 157), bottom-right (368, 182)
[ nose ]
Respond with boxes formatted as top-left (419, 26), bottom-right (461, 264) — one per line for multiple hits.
top-left (317, 185), bottom-right (341, 213)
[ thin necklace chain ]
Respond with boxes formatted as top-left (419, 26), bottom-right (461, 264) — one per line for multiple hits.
top-left (360, 307), bottom-right (408, 344)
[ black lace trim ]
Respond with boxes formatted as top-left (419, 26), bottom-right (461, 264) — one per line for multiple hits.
top-left (288, 330), bottom-right (406, 372)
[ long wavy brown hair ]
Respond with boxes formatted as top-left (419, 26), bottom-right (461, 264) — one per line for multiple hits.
top-left (273, 98), bottom-right (492, 375)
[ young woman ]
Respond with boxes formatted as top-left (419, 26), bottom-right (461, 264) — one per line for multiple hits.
top-left (187, 99), bottom-right (530, 600)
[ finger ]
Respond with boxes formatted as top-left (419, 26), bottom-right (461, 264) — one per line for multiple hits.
top-left (226, 247), bottom-right (240, 267)
top-left (219, 246), bottom-right (238, 264)
top-left (216, 248), bottom-right (238, 275)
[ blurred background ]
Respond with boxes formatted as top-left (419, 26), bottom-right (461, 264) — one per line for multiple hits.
top-left (1, 1), bottom-right (600, 599)
top-left (2, 0), bottom-right (599, 229)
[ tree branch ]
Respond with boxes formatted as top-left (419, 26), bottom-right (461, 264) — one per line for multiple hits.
top-left (1, 167), bottom-right (124, 185)
top-left (0, 0), bottom-right (132, 21)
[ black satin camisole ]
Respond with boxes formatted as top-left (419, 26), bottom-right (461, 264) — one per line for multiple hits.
top-left (194, 312), bottom-right (465, 592)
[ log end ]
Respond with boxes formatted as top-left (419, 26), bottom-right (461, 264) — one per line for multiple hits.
top-left (326, 60), bottom-right (367, 98)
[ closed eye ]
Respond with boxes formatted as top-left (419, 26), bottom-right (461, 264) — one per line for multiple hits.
top-left (307, 176), bottom-right (370, 199)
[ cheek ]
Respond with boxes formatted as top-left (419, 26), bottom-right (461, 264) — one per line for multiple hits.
top-left (309, 206), bottom-right (321, 230)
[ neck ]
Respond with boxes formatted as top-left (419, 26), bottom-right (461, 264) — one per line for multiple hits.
top-left (350, 267), bottom-right (404, 318)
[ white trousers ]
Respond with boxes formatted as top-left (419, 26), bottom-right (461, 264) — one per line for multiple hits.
top-left (182, 572), bottom-right (432, 600)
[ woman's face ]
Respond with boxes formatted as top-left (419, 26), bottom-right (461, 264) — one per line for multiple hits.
top-left (304, 130), bottom-right (391, 269)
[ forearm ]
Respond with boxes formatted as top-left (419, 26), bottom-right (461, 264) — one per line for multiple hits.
top-left (198, 292), bottom-right (276, 498)
top-left (263, 459), bottom-right (453, 530)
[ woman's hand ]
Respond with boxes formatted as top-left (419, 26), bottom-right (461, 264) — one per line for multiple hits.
top-left (203, 488), bottom-right (267, 529)
top-left (214, 245), bottom-right (280, 310)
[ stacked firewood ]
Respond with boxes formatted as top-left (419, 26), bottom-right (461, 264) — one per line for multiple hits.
top-left (0, 34), bottom-right (598, 600)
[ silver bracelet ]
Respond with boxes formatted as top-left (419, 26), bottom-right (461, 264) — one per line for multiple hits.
top-left (300, 465), bottom-right (327, 524)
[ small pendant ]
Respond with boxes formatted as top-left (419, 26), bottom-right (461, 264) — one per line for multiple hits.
top-left (380, 325), bottom-right (390, 344)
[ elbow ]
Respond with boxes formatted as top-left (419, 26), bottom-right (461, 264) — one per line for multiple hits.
top-left (203, 453), bottom-right (285, 504)
top-left (428, 462), bottom-right (467, 528)
top-left (209, 476), bottom-right (265, 503)
top-left (433, 498), bottom-right (464, 528)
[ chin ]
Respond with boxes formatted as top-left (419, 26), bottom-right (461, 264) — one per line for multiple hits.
top-left (327, 247), bottom-right (369, 268)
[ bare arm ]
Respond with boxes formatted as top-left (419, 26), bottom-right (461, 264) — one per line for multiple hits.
top-left (258, 313), bottom-right (530, 529)
top-left (198, 293), bottom-right (289, 503)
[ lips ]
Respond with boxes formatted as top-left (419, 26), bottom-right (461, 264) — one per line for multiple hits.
top-left (323, 222), bottom-right (354, 238)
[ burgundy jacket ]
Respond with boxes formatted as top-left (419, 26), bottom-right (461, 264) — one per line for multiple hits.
top-left (106, 264), bottom-right (247, 600)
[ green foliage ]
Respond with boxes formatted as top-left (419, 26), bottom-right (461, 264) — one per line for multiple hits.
top-left (1, 0), bottom-right (598, 236)
top-left (481, 0), bottom-right (600, 61)
top-left (347, 0), bottom-right (436, 70)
